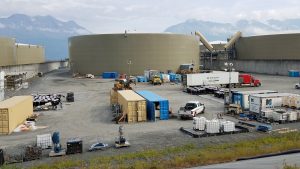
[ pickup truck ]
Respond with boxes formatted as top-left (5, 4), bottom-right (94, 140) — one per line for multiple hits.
top-left (178, 101), bottom-right (205, 119)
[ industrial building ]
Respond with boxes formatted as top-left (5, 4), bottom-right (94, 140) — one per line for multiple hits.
top-left (0, 37), bottom-right (45, 66)
top-left (69, 33), bottom-right (200, 75)
top-left (201, 33), bottom-right (300, 75)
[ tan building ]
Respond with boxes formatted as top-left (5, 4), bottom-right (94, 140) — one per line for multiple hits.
top-left (0, 37), bottom-right (45, 66)
top-left (69, 33), bottom-right (200, 75)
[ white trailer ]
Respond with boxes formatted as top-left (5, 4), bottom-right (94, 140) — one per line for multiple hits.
top-left (182, 71), bottom-right (239, 87)
top-left (249, 93), bottom-right (291, 114)
top-left (232, 90), bottom-right (277, 110)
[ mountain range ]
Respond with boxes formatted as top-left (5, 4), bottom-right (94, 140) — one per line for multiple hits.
top-left (165, 19), bottom-right (300, 41)
top-left (0, 14), bottom-right (90, 60)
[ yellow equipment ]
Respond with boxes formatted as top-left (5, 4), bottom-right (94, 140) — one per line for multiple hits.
top-left (113, 79), bottom-right (132, 90)
top-left (150, 75), bottom-right (162, 85)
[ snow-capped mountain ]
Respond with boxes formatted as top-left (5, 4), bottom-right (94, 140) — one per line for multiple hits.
top-left (0, 14), bottom-right (91, 60)
top-left (165, 19), bottom-right (300, 41)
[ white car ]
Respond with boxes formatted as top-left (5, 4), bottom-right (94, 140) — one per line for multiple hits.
top-left (178, 101), bottom-right (205, 119)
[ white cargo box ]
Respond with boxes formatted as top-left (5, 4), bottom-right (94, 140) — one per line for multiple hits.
top-left (221, 121), bottom-right (235, 132)
top-left (206, 120), bottom-right (220, 134)
top-left (183, 71), bottom-right (239, 87)
top-left (249, 93), bottom-right (291, 114)
top-left (287, 111), bottom-right (298, 121)
top-left (37, 133), bottom-right (52, 149)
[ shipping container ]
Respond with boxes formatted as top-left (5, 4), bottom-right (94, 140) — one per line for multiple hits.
top-left (183, 71), bottom-right (239, 87)
top-left (136, 76), bottom-right (146, 82)
top-left (169, 73), bottom-right (176, 82)
top-left (136, 90), bottom-right (169, 121)
top-left (117, 90), bottom-right (147, 123)
top-left (102, 72), bottom-right (118, 79)
top-left (110, 89), bottom-right (118, 105)
top-left (283, 95), bottom-right (300, 108)
top-left (232, 90), bottom-right (277, 110)
top-left (249, 93), bottom-right (291, 114)
top-left (0, 96), bottom-right (33, 134)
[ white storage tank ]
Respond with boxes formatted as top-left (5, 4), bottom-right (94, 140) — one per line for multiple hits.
top-left (206, 120), bottom-right (220, 134)
top-left (261, 109), bottom-right (274, 119)
top-left (221, 121), bottom-right (235, 132)
top-left (272, 109), bottom-right (288, 122)
top-left (287, 111), bottom-right (298, 121)
top-left (193, 117), bottom-right (206, 130)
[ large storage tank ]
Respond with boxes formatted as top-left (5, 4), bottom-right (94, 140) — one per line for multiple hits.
top-left (69, 33), bottom-right (200, 75)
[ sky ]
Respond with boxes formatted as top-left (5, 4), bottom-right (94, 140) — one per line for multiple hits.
top-left (1, 0), bottom-right (300, 33)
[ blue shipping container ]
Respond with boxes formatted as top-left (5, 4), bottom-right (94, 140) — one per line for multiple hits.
top-left (288, 70), bottom-right (300, 77)
top-left (102, 72), bottom-right (118, 79)
top-left (137, 76), bottom-right (146, 82)
top-left (136, 90), bottom-right (169, 121)
top-left (169, 73), bottom-right (176, 82)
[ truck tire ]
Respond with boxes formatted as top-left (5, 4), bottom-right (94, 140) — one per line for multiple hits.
top-left (256, 83), bottom-right (261, 87)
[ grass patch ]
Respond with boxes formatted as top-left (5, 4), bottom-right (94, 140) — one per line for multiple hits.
top-left (3, 132), bottom-right (300, 169)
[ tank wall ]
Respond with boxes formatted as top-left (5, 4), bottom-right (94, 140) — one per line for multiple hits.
top-left (69, 34), bottom-right (200, 75)
top-left (16, 45), bottom-right (45, 65)
top-left (0, 37), bottom-right (15, 66)
top-left (236, 34), bottom-right (300, 60)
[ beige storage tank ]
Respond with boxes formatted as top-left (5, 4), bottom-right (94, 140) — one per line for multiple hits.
top-left (0, 96), bottom-right (33, 134)
top-left (117, 90), bottom-right (146, 123)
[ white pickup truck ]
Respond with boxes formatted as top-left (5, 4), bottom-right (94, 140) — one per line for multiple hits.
top-left (178, 101), bottom-right (205, 119)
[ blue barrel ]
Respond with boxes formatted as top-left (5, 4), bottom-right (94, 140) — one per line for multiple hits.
top-left (52, 132), bottom-right (60, 144)
top-left (288, 70), bottom-right (300, 77)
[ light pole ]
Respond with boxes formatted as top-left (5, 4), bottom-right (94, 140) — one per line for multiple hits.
top-left (224, 62), bottom-right (234, 105)
top-left (127, 59), bottom-right (132, 76)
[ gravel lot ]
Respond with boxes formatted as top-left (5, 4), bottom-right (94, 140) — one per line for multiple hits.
top-left (1, 69), bottom-right (300, 167)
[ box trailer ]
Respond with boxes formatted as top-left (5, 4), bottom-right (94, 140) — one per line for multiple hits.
top-left (249, 93), bottom-right (291, 114)
top-left (136, 90), bottom-right (169, 121)
top-left (0, 96), bottom-right (33, 135)
top-left (182, 71), bottom-right (239, 87)
top-left (232, 90), bottom-right (277, 110)
top-left (117, 90), bottom-right (147, 123)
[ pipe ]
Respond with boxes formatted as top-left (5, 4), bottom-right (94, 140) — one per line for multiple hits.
top-left (195, 31), bottom-right (214, 52)
top-left (224, 31), bottom-right (242, 50)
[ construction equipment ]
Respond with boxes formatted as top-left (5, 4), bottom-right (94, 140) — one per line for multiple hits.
top-left (115, 126), bottom-right (130, 148)
top-left (49, 132), bottom-right (66, 157)
top-left (227, 104), bottom-right (242, 115)
top-left (150, 75), bottom-right (162, 85)
top-left (113, 79), bottom-right (133, 90)
top-left (177, 63), bottom-right (195, 74)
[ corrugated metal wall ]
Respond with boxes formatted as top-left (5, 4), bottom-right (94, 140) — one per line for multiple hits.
top-left (69, 33), bottom-right (200, 75)
top-left (15, 45), bottom-right (45, 65)
top-left (236, 33), bottom-right (300, 60)
top-left (0, 37), bottom-right (15, 66)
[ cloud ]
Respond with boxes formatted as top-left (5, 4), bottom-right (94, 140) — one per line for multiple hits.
top-left (0, 0), bottom-right (300, 33)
